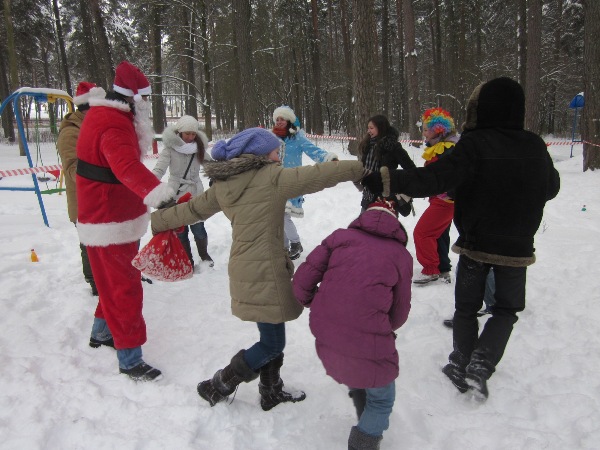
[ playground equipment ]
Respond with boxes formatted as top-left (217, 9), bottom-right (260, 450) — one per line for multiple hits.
top-left (0, 87), bottom-right (73, 226)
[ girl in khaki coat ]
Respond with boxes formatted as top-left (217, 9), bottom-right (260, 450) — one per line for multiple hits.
top-left (151, 127), bottom-right (367, 410)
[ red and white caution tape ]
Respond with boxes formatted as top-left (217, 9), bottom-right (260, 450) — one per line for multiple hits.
top-left (1, 139), bottom-right (592, 179)
top-left (0, 164), bottom-right (62, 178)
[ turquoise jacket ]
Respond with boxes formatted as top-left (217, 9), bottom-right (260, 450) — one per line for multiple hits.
top-left (281, 130), bottom-right (337, 211)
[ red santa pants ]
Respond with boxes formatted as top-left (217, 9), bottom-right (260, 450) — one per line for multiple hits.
top-left (87, 242), bottom-right (147, 349)
top-left (413, 197), bottom-right (455, 275)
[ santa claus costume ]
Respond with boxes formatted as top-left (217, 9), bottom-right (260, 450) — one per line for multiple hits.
top-left (76, 61), bottom-right (174, 381)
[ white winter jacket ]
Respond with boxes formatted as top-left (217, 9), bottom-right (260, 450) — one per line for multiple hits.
top-left (152, 124), bottom-right (212, 199)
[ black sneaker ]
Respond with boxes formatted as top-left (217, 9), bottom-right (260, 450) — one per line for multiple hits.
top-left (442, 319), bottom-right (454, 329)
top-left (288, 242), bottom-right (303, 260)
top-left (120, 362), bottom-right (162, 382)
top-left (89, 337), bottom-right (115, 349)
top-left (442, 363), bottom-right (469, 393)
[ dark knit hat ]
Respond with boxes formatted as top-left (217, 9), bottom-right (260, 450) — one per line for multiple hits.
top-left (464, 77), bottom-right (525, 130)
top-left (211, 127), bottom-right (281, 161)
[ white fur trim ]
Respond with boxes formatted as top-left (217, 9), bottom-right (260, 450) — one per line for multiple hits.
top-left (273, 106), bottom-right (296, 124)
top-left (88, 97), bottom-right (131, 112)
top-left (143, 183), bottom-right (175, 208)
top-left (366, 206), bottom-right (397, 217)
top-left (324, 152), bottom-right (339, 162)
top-left (73, 86), bottom-right (106, 105)
top-left (113, 84), bottom-right (134, 97)
top-left (133, 93), bottom-right (142, 102)
top-left (77, 213), bottom-right (150, 246)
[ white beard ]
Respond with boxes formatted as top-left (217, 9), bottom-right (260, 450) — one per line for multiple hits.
top-left (133, 99), bottom-right (154, 158)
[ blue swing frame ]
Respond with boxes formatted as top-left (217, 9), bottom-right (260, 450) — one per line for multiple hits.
top-left (0, 88), bottom-right (73, 227)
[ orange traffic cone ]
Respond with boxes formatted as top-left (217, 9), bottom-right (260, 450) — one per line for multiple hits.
top-left (31, 249), bottom-right (39, 262)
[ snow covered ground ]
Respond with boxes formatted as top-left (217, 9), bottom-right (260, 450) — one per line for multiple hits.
top-left (0, 137), bottom-right (598, 449)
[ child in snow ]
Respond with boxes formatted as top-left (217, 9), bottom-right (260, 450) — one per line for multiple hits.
top-left (153, 115), bottom-right (214, 268)
top-left (292, 198), bottom-right (412, 450)
top-left (272, 105), bottom-right (338, 260)
top-left (151, 127), bottom-right (369, 411)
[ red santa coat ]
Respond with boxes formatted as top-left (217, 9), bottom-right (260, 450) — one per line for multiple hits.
top-left (76, 97), bottom-right (172, 246)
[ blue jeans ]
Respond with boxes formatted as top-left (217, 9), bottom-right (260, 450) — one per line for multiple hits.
top-left (243, 322), bottom-right (286, 371)
top-left (91, 318), bottom-right (142, 370)
top-left (91, 317), bottom-right (112, 341)
top-left (117, 347), bottom-right (143, 370)
top-left (356, 382), bottom-right (396, 437)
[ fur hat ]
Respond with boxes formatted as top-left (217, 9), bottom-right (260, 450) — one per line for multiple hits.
top-left (464, 77), bottom-right (525, 131)
top-left (421, 107), bottom-right (456, 136)
top-left (113, 61), bottom-right (152, 102)
top-left (366, 197), bottom-right (398, 218)
top-left (175, 115), bottom-right (200, 134)
top-left (273, 106), bottom-right (297, 124)
top-left (211, 128), bottom-right (281, 161)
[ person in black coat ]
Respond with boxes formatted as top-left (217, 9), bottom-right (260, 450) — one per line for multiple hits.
top-left (356, 114), bottom-right (416, 214)
top-left (362, 77), bottom-right (560, 400)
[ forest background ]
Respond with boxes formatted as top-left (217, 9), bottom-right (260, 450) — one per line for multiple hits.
top-left (1, 0), bottom-right (599, 169)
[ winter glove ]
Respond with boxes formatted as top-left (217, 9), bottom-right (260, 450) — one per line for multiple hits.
top-left (172, 192), bottom-right (193, 234)
top-left (157, 198), bottom-right (177, 210)
top-left (361, 172), bottom-right (383, 194)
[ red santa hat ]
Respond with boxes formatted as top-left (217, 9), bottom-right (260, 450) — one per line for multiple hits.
top-left (113, 61), bottom-right (152, 102)
top-left (73, 81), bottom-right (98, 106)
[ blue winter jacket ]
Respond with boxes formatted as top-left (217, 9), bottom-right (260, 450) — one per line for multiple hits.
top-left (281, 130), bottom-right (337, 211)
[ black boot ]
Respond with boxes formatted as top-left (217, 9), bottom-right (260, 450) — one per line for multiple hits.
top-left (258, 353), bottom-right (306, 411)
top-left (465, 349), bottom-right (494, 400)
top-left (348, 426), bottom-right (382, 450)
top-left (197, 350), bottom-right (258, 406)
top-left (348, 389), bottom-right (367, 419)
top-left (443, 350), bottom-right (471, 393)
top-left (195, 237), bottom-right (214, 267)
top-left (178, 231), bottom-right (194, 265)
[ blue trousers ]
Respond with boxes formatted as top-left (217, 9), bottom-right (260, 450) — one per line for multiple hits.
top-left (354, 382), bottom-right (396, 437)
top-left (243, 322), bottom-right (286, 371)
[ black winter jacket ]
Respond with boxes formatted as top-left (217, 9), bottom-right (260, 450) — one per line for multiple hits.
top-left (386, 78), bottom-right (560, 266)
top-left (360, 128), bottom-right (416, 208)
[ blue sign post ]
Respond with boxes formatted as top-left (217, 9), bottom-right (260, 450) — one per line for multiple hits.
top-left (569, 93), bottom-right (584, 158)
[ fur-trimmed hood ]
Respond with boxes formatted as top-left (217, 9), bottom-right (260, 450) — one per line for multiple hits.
top-left (203, 155), bottom-right (276, 181)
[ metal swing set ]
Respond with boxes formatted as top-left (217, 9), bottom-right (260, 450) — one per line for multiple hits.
top-left (0, 87), bottom-right (73, 227)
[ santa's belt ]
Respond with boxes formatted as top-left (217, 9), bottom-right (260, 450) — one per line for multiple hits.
top-left (77, 159), bottom-right (122, 184)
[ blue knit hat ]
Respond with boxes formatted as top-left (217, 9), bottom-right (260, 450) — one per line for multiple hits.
top-left (211, 127), bottom-right (281, 161)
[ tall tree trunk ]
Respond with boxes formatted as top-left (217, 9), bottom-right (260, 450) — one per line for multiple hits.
top-left (52, 0), bottom-right (71, 96)
top-left (233, 0), bottom-right (258, 128)
top-left (431, 0), bottom-right (443, 96)
top-left (150, 4), bottom-right (166, 133)
top-left (340, 0), bottom-right (354, 135)
top-left (231, 22), bottom-right (243, 131)
top-left (546, 0), bottom-right (563, 135)
top-left (3, 0), bottom-right (21, 150)
top-left (310, 0), bottom-right (324, 134)
top-left (89, 0), bottom-right (114, 89)
top-left (183, 8), bottom-right (197, 118)
top-left (79, 0), bottom-right (102, 85)
top-left (525, 0), bottom-right (542, 133)
top-left (582, 0), bottom-right (600, 171)
top-left (199, 0), bottom-right (212, 140)
top-left (381, 0), bottom-right (390, 116)
top-left (350, 0), bottom-right (376, 154)
top-left (395, 0), bottom-right (408, 132)
top-left (518, 0), bottom-right (527, 88)
top-left (402, 0), bottom-right (421, 140)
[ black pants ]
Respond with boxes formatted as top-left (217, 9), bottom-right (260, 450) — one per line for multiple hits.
top-left (437, 224), bottom-right (451, 273)
top-left (449, 255), bottom-right (526, 377)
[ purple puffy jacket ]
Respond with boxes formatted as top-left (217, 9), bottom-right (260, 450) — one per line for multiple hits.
top-left (293, 209), bottom-right (412, 388)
